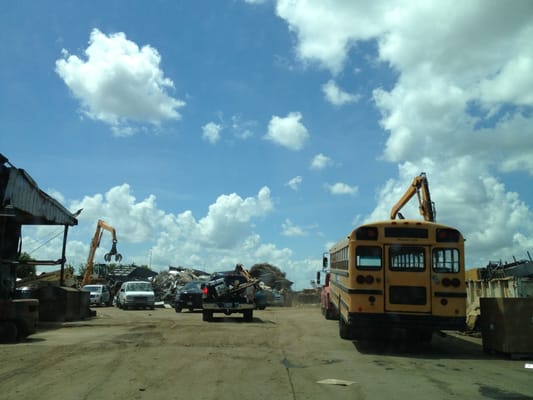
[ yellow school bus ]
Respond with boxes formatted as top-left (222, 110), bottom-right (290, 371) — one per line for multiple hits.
top-left (328, 219), bottom-right (466, 341)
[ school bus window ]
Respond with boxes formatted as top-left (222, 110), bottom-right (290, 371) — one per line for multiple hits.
top-left (390, 246), bottom-right (425, 271)
top-left (432, 248), bottom-right (460, 273)
top-left (356, 246), bottom-right (382, 270)
top-left (331, 248), bottom-right (349, 270)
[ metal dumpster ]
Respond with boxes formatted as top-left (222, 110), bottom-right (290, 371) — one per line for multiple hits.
top-left (37, 286), bottom-right (91, 322)
top-left (480, 297), bottom-right (533, 357)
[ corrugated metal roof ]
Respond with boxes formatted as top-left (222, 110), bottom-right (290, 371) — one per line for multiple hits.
top-left (0, 166), bottom-right (78, 226)
top-left (108, 266), bottom-right (158, 281)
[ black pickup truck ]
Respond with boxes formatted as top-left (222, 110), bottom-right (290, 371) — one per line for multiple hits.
top-left (201, 272), bottom-right (256, 322)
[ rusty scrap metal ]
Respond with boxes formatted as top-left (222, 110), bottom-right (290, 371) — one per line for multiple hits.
top-left (152, 267), bottom-right (209, 302)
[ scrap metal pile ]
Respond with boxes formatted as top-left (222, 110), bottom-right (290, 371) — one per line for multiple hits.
top-left (207, 264), bottom-right (257, 299)
top-left (483, 253), bottom-right (533, 280)
top-left (20, 263), bottom-right (294, 308)
top-left (465, 251), bottom-right (533, 332)
top-left (249, 263), bottom-right (293, 291)
top-left (153, 263), bottom-right (293, 305)
top-left (151, 267), bottom-right (210, 303)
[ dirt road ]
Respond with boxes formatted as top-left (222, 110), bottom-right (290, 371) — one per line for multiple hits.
top-left (1, 305), bottom-right (532, 400)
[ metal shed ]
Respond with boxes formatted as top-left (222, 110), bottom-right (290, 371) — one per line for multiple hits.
top-left (0, 154), bottom-right (78, 291)
top-left (0, 161), bottom-right (78, 226)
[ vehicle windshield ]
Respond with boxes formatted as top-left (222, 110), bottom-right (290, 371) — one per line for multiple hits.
top-left (126, 282), bottom-right (152, 291)
top-left (224, 274), bottom-right (247, 285)
top-left (183, 281), bottom-right (201, 291)
top-left (83, 285), bottom-right (101, 292)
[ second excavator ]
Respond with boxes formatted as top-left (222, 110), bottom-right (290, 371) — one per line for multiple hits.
top-left (390, 172), bottom-right (436, 222)
top-left (81, 219), bottom-right (122, 287)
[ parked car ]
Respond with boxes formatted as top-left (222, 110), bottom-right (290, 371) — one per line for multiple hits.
top-left (82, 284), bottom-right (112, 306)
top-left (116, 281), bottom-right (155, 310)
top-left (15, 286), bottom-right (37, 299)
top-left (174, 280), bottom-right (204, 312)
top-left (254, 289), bottom-right (267, 310)
top-left (270, 290), bottom-right (284, 306)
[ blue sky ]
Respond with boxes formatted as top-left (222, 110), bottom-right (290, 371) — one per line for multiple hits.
top-left (2, 0), bottom-right (532, 290)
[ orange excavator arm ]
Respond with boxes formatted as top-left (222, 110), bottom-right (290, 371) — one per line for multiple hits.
top-left (81, 219), bottom-right (123, 287)
top-left (390, 172), bottom-right (436, 222)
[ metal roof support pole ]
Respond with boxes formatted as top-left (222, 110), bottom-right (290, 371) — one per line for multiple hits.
top-left (60, 225), bottom-right (69, 287)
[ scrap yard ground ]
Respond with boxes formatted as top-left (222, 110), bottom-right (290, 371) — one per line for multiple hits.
top-left (1, 305), bottom-right (531, 400)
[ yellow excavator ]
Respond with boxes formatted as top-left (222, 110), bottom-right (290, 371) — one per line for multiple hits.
top-left (390, 172), bottom-right (436, 222)
top-left (81, 219), bottom-right (122, 287)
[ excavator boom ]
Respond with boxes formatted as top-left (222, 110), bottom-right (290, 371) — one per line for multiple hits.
top-left (81, 219), bottom-right (123, 287)
top-left (390, 172), bottom-right (436, 222)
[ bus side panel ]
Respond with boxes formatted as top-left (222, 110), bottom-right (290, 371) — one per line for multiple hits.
top-left (328, 272), bottom-right (342, 317)
top-left (431, 272), bottom-right (467, 330)
top-left (329, 270), bottom-right (348, 311)
top-left (331, 272), bottom-right (388, 341)
top-left (329, 271), bottom-right (352, 331)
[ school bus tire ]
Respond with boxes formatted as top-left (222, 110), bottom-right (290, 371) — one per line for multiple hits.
top-left (418, 329), bottom-right (433, 343)
top-left (324, 303), bottom-right (330, 319)
top-left (325, 302), bottom-right (338, 320)
top-left (339, 315), bottom-right (353, 340)
top-left (202, 310), bottom-right (213, 322)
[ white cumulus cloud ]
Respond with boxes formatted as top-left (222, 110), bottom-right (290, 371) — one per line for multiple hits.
top-left (310, 153), bottom-right (332, 170)
top-left (322, 80), bottom-right (360, 106)
top-left (198, 187), bottom-right (274, 248)
top-left (25, 185), bottom-right (286, 282)
top-left (276, 1), bottom-right (386, 74)
top-left (55, 28), bottom-right (185, 136)
top-left (281, 219), bottom-right (306, 237)
top-left (326, 182), bottom-right (358, 196)
top-left (202, 122), bottom-right (222, 144)
top-left (276, 0), bottom-right (533, 268)
top-left (286, 176), bottom-right (303, 191)
top-left (264, 112), bottom-right (309, 151)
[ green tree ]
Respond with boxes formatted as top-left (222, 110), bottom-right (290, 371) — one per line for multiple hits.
top-left (17, 252), bottom-right (36, 279)
top-left (77, 263), bottom-right (86, 278)
top-left (64, 264), bottom-right (75, 276)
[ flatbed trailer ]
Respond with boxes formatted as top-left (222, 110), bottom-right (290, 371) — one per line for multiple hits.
top-left (202, 271), bottom-right (257, 322)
